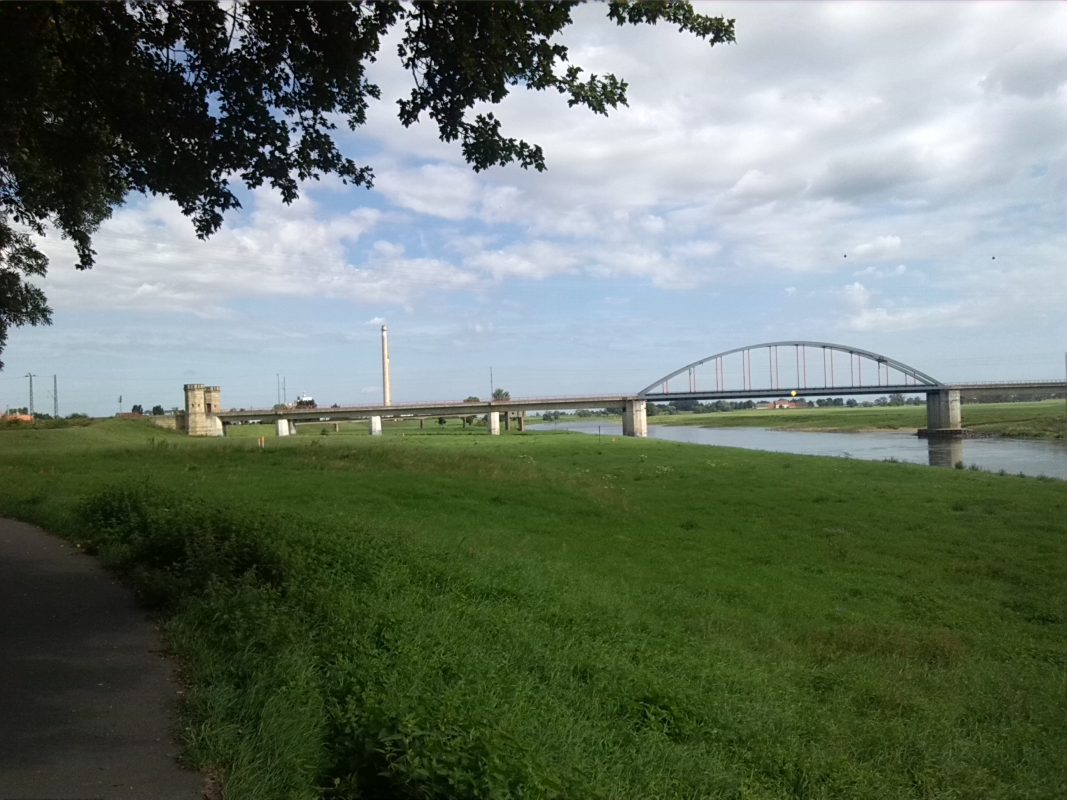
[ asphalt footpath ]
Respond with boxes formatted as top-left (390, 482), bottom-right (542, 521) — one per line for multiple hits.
top-left (0, 518), bottom-right (203, 799)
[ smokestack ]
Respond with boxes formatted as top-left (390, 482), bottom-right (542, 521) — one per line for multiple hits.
top-left (381, 324), bottom-right (392, 406)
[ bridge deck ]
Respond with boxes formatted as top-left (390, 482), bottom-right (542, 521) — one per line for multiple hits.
top-left (215, 382), bottom-right (1065, 424)
top-left (217, 395), bottom-right (633, 424)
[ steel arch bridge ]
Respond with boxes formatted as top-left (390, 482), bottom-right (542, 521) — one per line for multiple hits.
top-left (639, 341), bottom-right (944, 401)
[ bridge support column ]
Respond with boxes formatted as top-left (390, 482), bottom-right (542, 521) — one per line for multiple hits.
top-left (276, 419), bottom-right (293, 437)
top-left (488, 411), bottom-right (501, 436)
top-left (370, 415), bottom-right (382, 436)
top-left (622, 399), bottom-right (648, 438)
top-left (922, 389), bottom-right (962, 437)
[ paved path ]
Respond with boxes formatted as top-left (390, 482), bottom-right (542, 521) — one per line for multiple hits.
top-left (0, 518), bottom-right (203, 799)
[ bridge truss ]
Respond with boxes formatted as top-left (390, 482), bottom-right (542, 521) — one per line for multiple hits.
top-left (639, 341), bottom-right (944, 401)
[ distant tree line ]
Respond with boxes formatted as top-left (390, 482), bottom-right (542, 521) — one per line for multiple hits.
top-left (126, 404), bottom-right (169, 416)
top-left (960, 389), bottom-right (1064, 404)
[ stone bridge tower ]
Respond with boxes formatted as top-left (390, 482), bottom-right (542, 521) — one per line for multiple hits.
top-left (183, 384), bottom-right (224, 436)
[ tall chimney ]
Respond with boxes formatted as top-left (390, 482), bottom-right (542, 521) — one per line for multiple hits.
top-left (381, 324), bottom-right (392, 406)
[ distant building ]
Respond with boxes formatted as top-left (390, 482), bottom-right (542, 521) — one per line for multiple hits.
top-left (759, 399), bottom-right (807, 410)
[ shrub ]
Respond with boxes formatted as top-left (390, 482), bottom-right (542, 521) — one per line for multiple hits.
top-left (78, 482), bottom-right (286, 608)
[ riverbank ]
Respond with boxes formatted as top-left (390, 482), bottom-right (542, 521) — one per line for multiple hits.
top-left (650, 400), bottom-right (1066, 438)
top-left (0, 420), bottom-right (1063, 799)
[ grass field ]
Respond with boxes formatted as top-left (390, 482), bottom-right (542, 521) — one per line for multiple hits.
top-left (1, 420), bottom-right (1065, 799)
top-left (652, 400), bottom-right (1067, 438)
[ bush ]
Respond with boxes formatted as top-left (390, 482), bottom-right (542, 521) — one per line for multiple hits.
top-left (78, 483), bottom-right (286, 608)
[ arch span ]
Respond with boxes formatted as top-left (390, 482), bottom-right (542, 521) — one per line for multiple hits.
top-left (638, 341), bottom-right (943, 398)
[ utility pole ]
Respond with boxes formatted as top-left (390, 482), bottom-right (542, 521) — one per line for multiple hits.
top-left (53, 374), bottom-right (58, 418)
top-left (282, 376), bottom-right (286, 406)
top-left (25, 373), bottom-right (37, 418)
top-left (276, 373), bottom-right (281, 406)
top-left (490, 367), bottom-right (494, 400)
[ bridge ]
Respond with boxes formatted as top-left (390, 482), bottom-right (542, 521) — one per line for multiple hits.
top-left (187, 393), bottom-right (648, 437)
top-left (179, 341), bottom-right (1065, 439)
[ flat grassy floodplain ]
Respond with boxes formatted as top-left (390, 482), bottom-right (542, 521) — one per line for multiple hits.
top-left (652, 400), bottom-right (1067, 438)
top-left (1, 420), bottom-right (1065, 799)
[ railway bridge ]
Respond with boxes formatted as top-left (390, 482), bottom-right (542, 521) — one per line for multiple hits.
top-left (179, 341), bottom-right (1065, 439)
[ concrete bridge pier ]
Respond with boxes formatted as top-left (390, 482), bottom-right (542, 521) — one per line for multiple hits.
top-left (275, 419), bottom-right (295, 437)
top-left (488, 411), bottom-right (501, 436)
top-left (622, 399), bottom-right (648, 437)
top-left (922, 389), bottom-right (962, 437)
top-left (502, 410), bottom-right (526, 432)
top-left (370, 416), bottom-right (383, 436)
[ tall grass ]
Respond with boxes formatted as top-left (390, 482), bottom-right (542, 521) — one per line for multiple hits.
top-left (0, 419), bottom-right (1064, 798)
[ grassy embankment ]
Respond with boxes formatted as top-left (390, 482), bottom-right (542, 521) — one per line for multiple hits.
top-left (0, 419), bottom-right (1064, 799)
top-left (652, 400), bottom-right (1067, 438)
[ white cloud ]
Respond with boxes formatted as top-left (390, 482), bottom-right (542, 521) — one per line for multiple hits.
top-left (374, 163), bottom-right (481, 220)
top-left (853, 263), bottom-right (908, 279)
top-left (841, 281), bottom-right (874, 310)
top-left (32, 189), bottom-right (484, 315)
top-left (853, 236), bottom-right (902, 259)
top-left (465, 241), bottom-right (580, 281)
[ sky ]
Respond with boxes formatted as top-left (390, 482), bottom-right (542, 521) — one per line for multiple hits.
top-left (3, 1), bottom-right (1065, 416)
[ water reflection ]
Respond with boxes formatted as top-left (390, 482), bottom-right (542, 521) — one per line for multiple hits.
top-left (927, 438), bottom-right (964, 468)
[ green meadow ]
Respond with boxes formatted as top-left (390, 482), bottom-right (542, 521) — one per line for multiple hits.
top-left (1, 420), bottom-right (1064, 799)
top-left (652, 400), bottom-right (1067, 438)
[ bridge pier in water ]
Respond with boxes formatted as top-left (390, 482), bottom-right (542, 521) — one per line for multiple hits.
top-left (622, 399), bottom-right (648, 437)
top-left (922, 389), bottom-right (962, 438)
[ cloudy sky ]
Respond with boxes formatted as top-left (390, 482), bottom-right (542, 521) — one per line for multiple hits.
top-left (4, 1), bottom-right (1065, 416)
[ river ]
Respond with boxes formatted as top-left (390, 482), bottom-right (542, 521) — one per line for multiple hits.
top-left (531, 422), bottom-right (1067, 480)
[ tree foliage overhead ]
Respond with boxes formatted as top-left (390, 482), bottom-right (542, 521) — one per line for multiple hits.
top-left (0, 1), bottom-right (734, 367)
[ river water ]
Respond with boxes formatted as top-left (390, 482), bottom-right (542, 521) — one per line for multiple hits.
top-left (532, 422), bottom-right (1067, 480)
